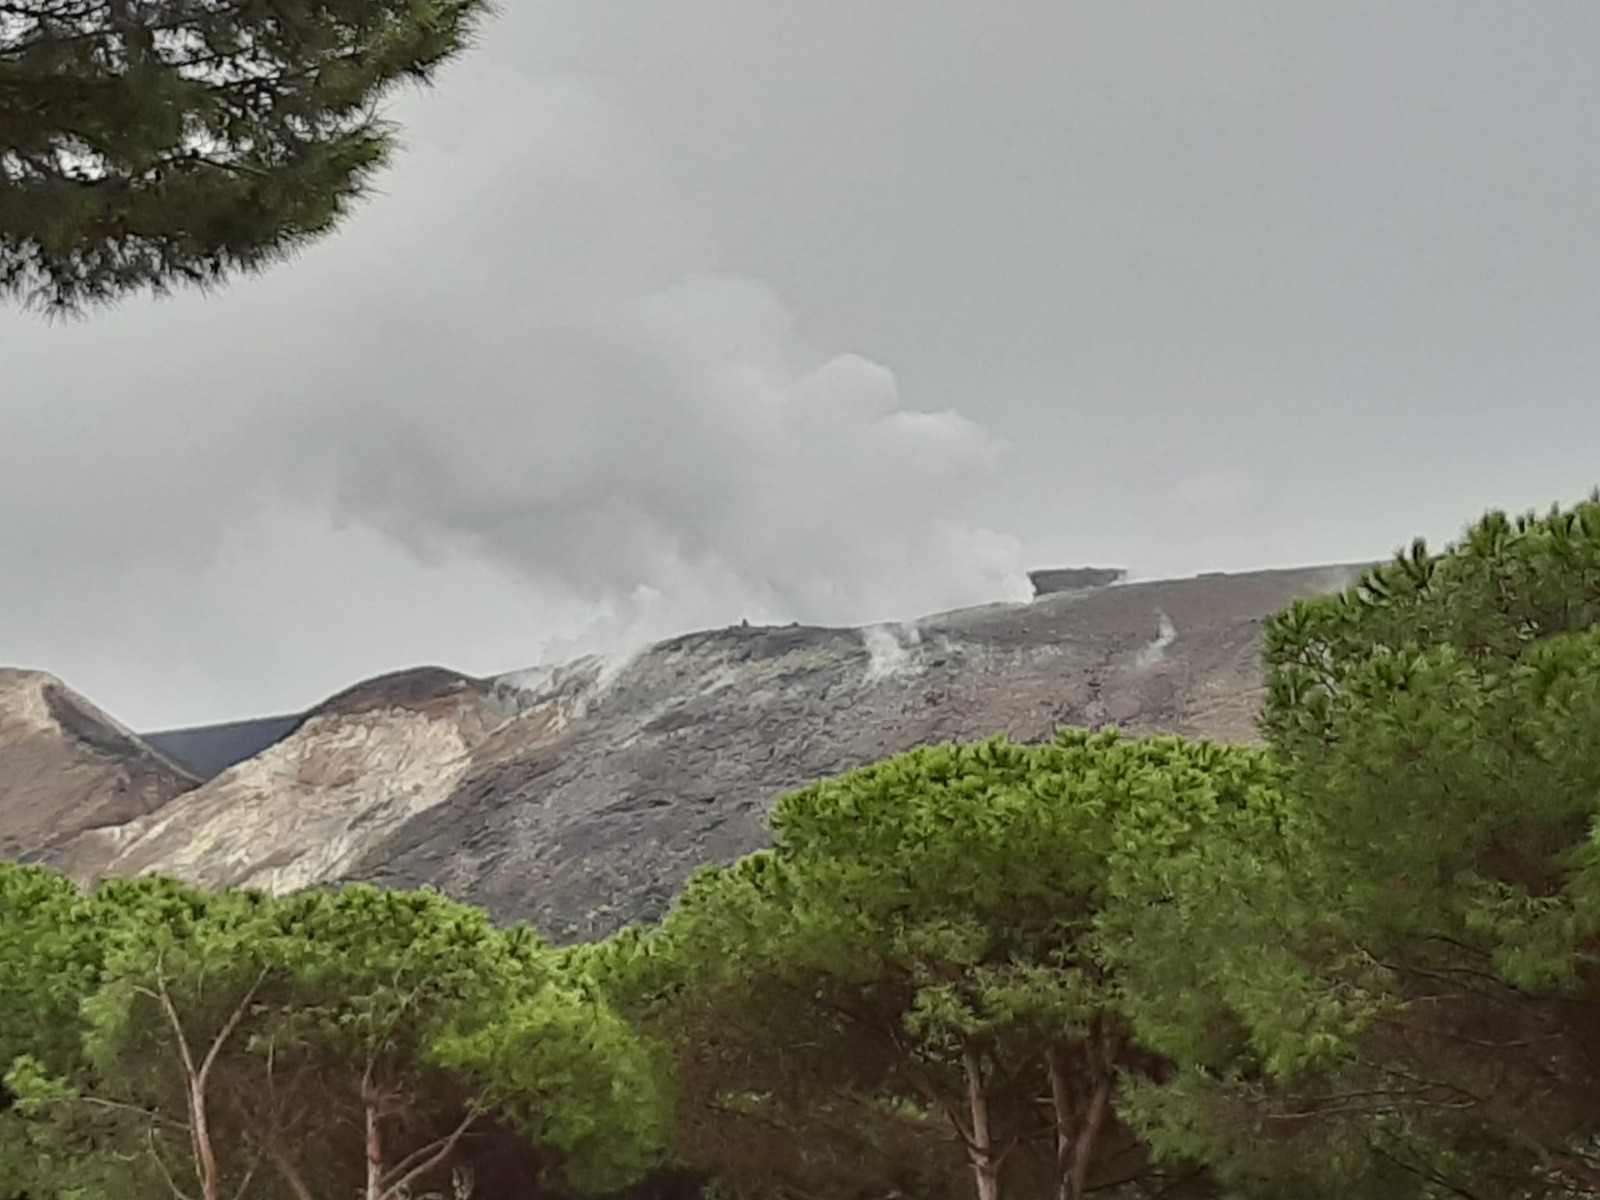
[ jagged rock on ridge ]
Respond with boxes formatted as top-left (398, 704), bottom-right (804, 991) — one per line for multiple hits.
top-left (1028, 567), bottom-right (1128, 595)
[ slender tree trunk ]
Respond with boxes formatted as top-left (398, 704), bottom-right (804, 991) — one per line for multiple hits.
top-left (1064, 1074), bottom-right (1113, 1200)
top-left (365, 1092), bottom-right (386, 1200)
top-left (962, 1044), bottom-right (1002, 1200)
top-left (185, 1076), bottom-right (222, 1200)
top-left (149, 968), bottom-right (265, 1200)
top-left (1045, 1044), bottom-right (1077, 1200)
top-left (1047, 1024), bottom-right (1120, 1200)
top-left (358, 1080), bottom-right (477, 1200)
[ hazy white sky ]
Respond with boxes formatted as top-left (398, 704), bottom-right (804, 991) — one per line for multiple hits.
top-left (6, 2), bottom-right (1600, 729)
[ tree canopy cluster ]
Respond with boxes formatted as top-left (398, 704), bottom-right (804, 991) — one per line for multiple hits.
top-left (7, 490), bottom-right (1600, 1200)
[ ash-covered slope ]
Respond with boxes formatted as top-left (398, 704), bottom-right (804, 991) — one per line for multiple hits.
top-left (35, 563), bottom-right (1364, 941)
top-left (0, 669), bottom-right (199, 859)
top-left (352, 563), bottom-right (1362, 940)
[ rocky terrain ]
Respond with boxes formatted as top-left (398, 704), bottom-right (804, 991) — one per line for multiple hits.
top-left (3, 564), bottom-right (1367, 941)
top-left (48, 668), bottom-right (542, 896)
top-left (0, 668), bottom-right (198, 860)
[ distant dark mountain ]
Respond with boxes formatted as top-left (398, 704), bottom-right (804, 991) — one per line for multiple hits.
top-left (144, 715), bottom-right (302, 780)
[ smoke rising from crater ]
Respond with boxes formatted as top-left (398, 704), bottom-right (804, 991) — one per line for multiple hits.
top-left (0, 64), bottom-right (1031, 725)
top-left (272, 67), bottom-right (1031, 637)
top-left (863, 623), bottom-right (925, 684)
top-left (1136, 612), bottom-right (1178, 667)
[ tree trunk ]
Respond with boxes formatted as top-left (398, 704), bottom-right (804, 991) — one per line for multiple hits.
top-left (150, 969), bottom-right (262, 1200)
top-left (1045, 1044), bottom-right (1077, 1200)
top-left (962, 1044), bottom-right (1003, 1200)
top-left (186, 1077), bottom-right (221, 1200)
top-left (1063, 1074), bottom-right (1113, 1200)
top-left (365, 1092), bottom-right (385, 1200)
top-left (1047, 1024), bottom-right (1120, 1200)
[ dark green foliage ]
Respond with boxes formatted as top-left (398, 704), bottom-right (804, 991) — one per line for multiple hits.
top-left (0, 0), bottom-right (494, 313)
top-left (1113, 490), bottom-right (1600, 1198)
top-left (599, 734), bottom-right (1277, 1200)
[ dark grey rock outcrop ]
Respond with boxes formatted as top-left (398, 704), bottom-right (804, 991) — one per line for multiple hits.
top-left (1028, 567), bottom-right (1128, 595)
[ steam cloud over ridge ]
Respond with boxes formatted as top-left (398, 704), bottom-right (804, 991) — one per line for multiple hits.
top-left (274, 68), bottom-right (1031, 640)
top-left (0, 65), bottom-right (1029, 725)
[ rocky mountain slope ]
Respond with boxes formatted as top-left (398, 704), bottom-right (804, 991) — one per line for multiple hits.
top-left (5, 564), bottom-right (1366, 941)
top-left (50, 666), bottom-right (598, 898)
top-left (0, 668), bottom-right (199, 861)
top-left (348, 564), bottom-right (1362, 939)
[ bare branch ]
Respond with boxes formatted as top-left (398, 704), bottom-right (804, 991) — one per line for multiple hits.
top-left (263, 1143), bottom-right (317, 1200)
top-left (198, 966), bottom-right (271, 1091)
top-left (75, 1094), bottom-right (190, 1132)
top-left (225, 1159), bottom-right (258, 1200)
top-left (378, 1108), bottom-right (481, 1200)
top-left (148, 1125), bottom-right (200, 1200)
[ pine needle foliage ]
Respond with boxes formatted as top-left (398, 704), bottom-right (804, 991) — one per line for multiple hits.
top-left (0, 0), bottom-right (494, 313)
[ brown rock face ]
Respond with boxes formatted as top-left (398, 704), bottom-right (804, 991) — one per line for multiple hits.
top-left (12, 563), bottom-right (1369, 942)
top-left (48, 667), bottom-right (541, 895)
top-left (0, 669), bottom-right (198, 859)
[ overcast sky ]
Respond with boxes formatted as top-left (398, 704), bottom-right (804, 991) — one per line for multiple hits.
top-left (6, 2), bottom-right (1600, 730)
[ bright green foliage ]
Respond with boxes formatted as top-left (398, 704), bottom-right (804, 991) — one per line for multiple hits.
top-left (250, 884), bottom-right (667, 1197)
top-left (1, 0), bottom-right (495, 313)
top-left (597, 857), bottom-right (964, 1200)
top-left (1114, 491), bottom-right (1600, 1198)
top-left (0, 863), bottom-right (127, 1200)
top-left (1265, 494), bottom-right (1600, 969)
top-left (0, 863), bottom-right (98, 1078)
top-left (432, 976), bottom-right (670, 1195)
top-left (2, 874), bottom-right (668, 1200)
top-left (627, 733), bottom-right (1280, 1200)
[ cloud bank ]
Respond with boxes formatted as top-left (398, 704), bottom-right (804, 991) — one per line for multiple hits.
top-left (266, 68), bottom-right (1030, 638)
top-left (1, 64), bottom-right (1027, 725)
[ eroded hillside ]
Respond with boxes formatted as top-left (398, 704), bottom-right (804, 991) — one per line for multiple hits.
top-left (0, 669), bottom-right (199, 859)
top-left (349, 564), bottom-right (1362, 939)
top-left (13, 564), bottom-right (1366, 940)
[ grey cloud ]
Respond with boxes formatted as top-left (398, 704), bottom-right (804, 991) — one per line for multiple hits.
top-left (8, 3), bottom-right (1600, 727)
top-left (259, 65), bottom-right (1029, 627)
top-left (2, 60), bottom-right (1027, 725)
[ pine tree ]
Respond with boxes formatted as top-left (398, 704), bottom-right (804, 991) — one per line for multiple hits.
top-left (0, 0), bottom-right (494, 314)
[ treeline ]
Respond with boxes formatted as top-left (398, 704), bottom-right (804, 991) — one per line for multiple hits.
top-left (7, 493), bottom-right (1600, 1200)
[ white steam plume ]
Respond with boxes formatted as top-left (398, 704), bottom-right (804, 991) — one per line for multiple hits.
top-left (1136, 611), bottom-right (1178, 666)
top-left (862, 623), bottom-right (924, 683)
top-left (264, 66), bottom-right (1030, 649)
top-left (0, 64), bottom-right (1033, 726)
